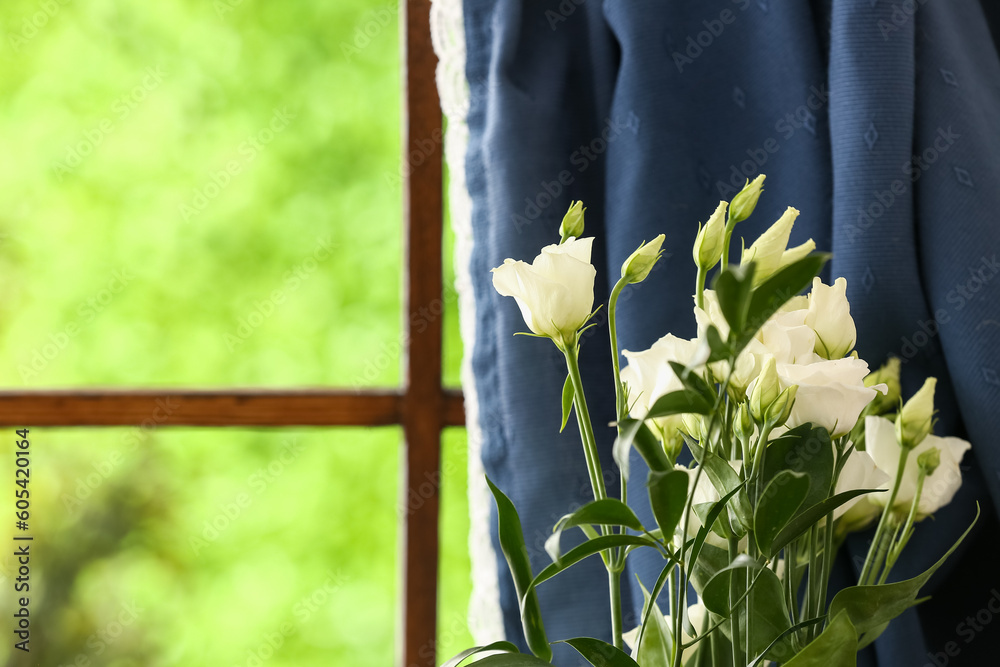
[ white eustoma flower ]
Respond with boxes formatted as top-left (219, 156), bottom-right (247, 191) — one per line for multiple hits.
top-left (779, 357), bottom-right (882, 437)
top-left (833, 446), bottom-right (889, 531)
top-left (805, 277), bottom-right (857, 359)
top-left (865, 416), bottom-right (971, 518)
top-left (621, 334), bottom-right (701, 414)
top-left (621, 334), bottom-right (701, 447)
top-left (491, 237), bottom-right (596, 347)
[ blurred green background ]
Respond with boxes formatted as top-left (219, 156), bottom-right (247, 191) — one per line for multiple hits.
top-left (0, 0), bottom-right (471, 665)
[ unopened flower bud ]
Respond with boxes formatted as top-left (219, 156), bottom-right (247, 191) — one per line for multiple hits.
top-left (735, 403), bottom-right (755, 442)
top-left (865, 358), bottom-right (901, 415)
top-left (728, 174), bottom-right (766, 225)
top-left (896, 377), bottom-right (936, 449)
top-left (559, 201), bottom-right (586, 242)
top-left (917, 447), bottom-right (941, 477)
top-left (767, 385), bottom-right (798, 427)
top-left (621, 234), bottom-right (666, 284)
top-left (693, 201), bottom-right (727, 270)
top-left (741, 207), bottom-right (810, 287)
top-left (749, 357), bottom-right (782, 423)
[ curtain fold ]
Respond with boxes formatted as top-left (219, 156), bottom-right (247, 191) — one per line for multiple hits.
top-left (458, 1), bottom-right (1000, 664)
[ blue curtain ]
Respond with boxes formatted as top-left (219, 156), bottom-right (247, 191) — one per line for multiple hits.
top-left (463, 1), bottom-right (1000, 665)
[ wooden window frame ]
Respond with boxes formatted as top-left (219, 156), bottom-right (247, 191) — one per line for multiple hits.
top-left (0, 3), bottom-right (454, 666)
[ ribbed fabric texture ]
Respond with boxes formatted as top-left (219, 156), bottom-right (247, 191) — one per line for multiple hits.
top-left (462, 1), bottom-right (1000, 664)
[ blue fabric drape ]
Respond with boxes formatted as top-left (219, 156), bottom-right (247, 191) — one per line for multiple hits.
top-left (463, 1), bottom-right (1000, 665)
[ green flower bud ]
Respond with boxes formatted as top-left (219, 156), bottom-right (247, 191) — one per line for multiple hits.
top-left (767, 385), bottom-right (798, 427)
top-left (896, 377), bottom-right (936, 449)
top-left (917, 447), bottom-right (941, 477)
top-left (735, 402), bottom-right (755, 442)
top-left (621, 233), bottom-right (666, 284)
top-left (728, 174), bottom-right (766, 226)
top-left (865, 358), bottom-right (902, 415)
top-left (693, 201), bottom-right (727, 270)
top-left (559, 200), bottom-right (586, 242)
top-left (749, 356), bottom-right (782, 423)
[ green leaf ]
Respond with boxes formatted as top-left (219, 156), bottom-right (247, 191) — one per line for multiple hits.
top-left (686, 481), bottom-right (748, 574)
top-left (667, 361), bottom-right (716, 405)
top-left (713, 264), bottom-right (755, 336)
top-left (465, 656), bottom-right (555, 666)
top-left (755, 470), bottom-right (810, 557)
top-left (688, 541), bottom-right (730, 594)
top-left (442, 642), bottom-right (521, 667)
top-left (769, 488), bottom-right (884, 557)
top-left (613, 419), bottom-right (671, 481)
top-left (635, 562), bottom-right (677, 653)
top-left (747, 617), bottom-right (826, 667)
top-left (704, 324), bottom-right (731, 363)
top-left (525, 534), bottom-right (661, 607)
top-left (486, 477), bottom-right (552, 662)
top-left (558, 638), bottom-right (641, 667)
top-left (781, 610), bottom-right (857, 667)
top-left (701, 554), bottom-right (761, 615)
top-left (746, 253), bottom-right (830, 336)
top-left (692, 502), bottom-right (733, 541)
top-left (741, 567), bottom-right (797, 660)
top-left (648, 469), bottom-right (689, 540)
top-left (646, 389), bottom-right (713, 419)
top-left (560, 374), bottom-right (574, 432)
top-left (699, 450), bottom-right (752, 534)
top-left (633, 581), bottom-right (674, 667)
top-left (760, 424), bottom-right (833, 514)
top-left (829, 505), bottom-right (980, 646)
top-left (545, 499), bottom-right (645, 564)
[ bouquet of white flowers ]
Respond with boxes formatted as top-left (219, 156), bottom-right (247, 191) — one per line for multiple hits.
top-left (447, 177), bottom-right (976, 667)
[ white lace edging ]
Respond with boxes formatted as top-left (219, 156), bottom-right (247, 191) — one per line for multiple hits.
top-left (430, 0), bottom-right (505, 646)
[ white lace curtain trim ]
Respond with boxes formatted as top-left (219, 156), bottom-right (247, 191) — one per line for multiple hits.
top-left (430, 0), bottom-right (505, 646)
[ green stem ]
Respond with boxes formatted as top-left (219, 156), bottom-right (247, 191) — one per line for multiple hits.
top-left (722, 215), bottom-right (735, 268)
top-left (609, 568), bottom-right (624, 650)
top-left (608, 278), bottom-right (628, 517)
top-left (563, 347), bottom-right (607, 502)
top-left (879, 471), bottom-right (927, 585)
top-left (728, 536), bottom-right (743, 667)
top-left (695, 266), bottom-right (707, 310)
top-left (858, 448), bottom-right (909, 585)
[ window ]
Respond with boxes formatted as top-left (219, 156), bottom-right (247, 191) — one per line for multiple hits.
top-left (0, 1), bottom-right (456, 665)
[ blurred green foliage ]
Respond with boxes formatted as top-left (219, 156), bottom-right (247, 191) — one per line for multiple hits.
top-left (0, 0), bottom-right (470, 665)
